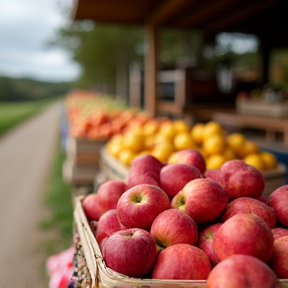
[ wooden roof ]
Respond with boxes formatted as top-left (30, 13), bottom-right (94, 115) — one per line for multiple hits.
top-left (72, 0), bottom-right (288, 48)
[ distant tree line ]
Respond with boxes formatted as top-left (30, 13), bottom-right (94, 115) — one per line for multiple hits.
top-left (0, 76), bottom-right (74, 101)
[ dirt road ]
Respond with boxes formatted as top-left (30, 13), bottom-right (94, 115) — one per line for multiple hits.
top-left (0, 103), bottom-right (60, 288)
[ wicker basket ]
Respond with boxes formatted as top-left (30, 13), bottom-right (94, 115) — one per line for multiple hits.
top-left (74, 196), bottom-right (288, 288)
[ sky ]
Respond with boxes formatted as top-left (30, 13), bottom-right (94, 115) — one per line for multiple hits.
top-left (0, 0), bottom-right (81, 82)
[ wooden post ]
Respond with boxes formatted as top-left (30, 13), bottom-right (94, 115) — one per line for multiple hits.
top-left (144, 22), bottom-right (159, 117)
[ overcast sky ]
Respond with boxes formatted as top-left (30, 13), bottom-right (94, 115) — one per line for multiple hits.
top-left (0, 0), bottom-right (81, 82)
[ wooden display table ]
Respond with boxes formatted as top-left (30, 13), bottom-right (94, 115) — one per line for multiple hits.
top-left (212, 112), bottom-right (288, 147)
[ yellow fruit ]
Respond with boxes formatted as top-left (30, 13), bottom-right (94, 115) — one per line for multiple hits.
top-left (122, 131), bottom-right (145, 153)
top-left (226, 133), bottom-right (246, 155)
top-left (260, 152), bottom-right (278, 170)
top-left (191, 123), bottom-right (205, 144)
top-left (158, 121), bottom-right (177, 139)
top-left (142, 119), bottom-right (160, 136)
top-left (151, 142), bottom-right (175, 163)
top-left (203, 134), bottom-right (226, 155)
top-left (173, 120), bottom-right (190, 133)
top-left (154, 133), bottom-right (174, 145)
top-left (118, 149), bottom-right (137, 166)
top-left (243, 153), bottom-right (266, 171)
top-left (144, 134), bottom-right (156, 150)
top-left (206, 154), bottom-right (227, 169)
top-left (202, 121), bottom-right (223, 140)
top-left (173, 132), bottom-right (196, 150)
top-left (222, 146), bottom-right (236, 161)
top-left (237, 140), bottom-right (259, 159)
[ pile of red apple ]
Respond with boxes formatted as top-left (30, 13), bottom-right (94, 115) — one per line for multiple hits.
top-left (82, 149), bottom-right (288, 288)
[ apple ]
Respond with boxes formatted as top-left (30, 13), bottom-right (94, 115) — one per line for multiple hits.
top-left (159, 163), bottom-right (202, 198)
top-left (214, 213), bottom-right (274, 263)
top-left (167, 149), bottom-right (206, 174)
top-left (197, 223), bottom-right (222, 266)
top-left (258, 195), bottom-right (268, 204)
top-left (207, 254), bottom-right (281, 288)
top-left (102, 228), bottom-right (157, 278)
top-left (97, 180), bottom-right (127, 211)
top-left (152, 243), bottom-right (211, 280)
top-left (95, 209), bottom-right (124, 248)
top-left (127, 154), bottom-right (164, 189)
top-left (171, 178), bottom-right (228, 223)
top-left (150, 208), bottom-right (198, 251)
top-left (271, 227), bottom-right (288, 241)
top-left (205, 169), bottom-right (224, 188)
top-left (269, 235), bottom-right (288, 278)
top-left (220, 160), bottom-right (265, 200)
top-left (221, 197), bottom-right (276, 228)
top-left (117, 184), bottom-right (171, 230)
top-left (82, 193), bottom-right (106, 221)
top-left (268, 184), bottom-right (288, 228)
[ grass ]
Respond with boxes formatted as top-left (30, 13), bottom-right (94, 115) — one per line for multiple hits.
top-left (0, 99), bottom-right (56, 136)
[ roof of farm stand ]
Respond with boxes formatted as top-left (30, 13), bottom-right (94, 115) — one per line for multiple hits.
top-left (71, 0), bottom-right (288, 47)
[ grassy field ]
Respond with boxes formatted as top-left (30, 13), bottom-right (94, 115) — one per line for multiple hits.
top-left (0, 99), bottom-right (56, 136)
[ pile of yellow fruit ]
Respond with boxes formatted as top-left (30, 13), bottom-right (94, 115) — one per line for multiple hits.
top-left (106, 118), bottom-right (278, 171)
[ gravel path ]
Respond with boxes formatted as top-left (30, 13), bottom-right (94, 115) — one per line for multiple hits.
top-left (0, 103), bottom-right (61, 288)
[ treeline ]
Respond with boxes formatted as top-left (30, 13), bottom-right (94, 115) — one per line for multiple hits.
top-left (0, 76), bottom-right (75, 101)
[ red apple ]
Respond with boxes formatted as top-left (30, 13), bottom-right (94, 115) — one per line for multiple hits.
top-left (207, 254), bottom-right (281, 288)
top-left (205, 169), bottom-right (224, 188)
top-left (168, 149), bottom-right (206, 174)
top-left (221, 197), bottom-right (276, 228)
top-left (117, 184), bottom-right (171, 230)
top-left (171, 178), bottom-right (228, 223)
top-left (150, 208), bottom-right (198, 251)
top-left (214, 213), bottom-right (274, 263)
top-left (95, 209), bottom-right (123, 248)
top-left (102, 228), bottom-right (157, 278)
top-left (272, 227), bottom-right (288, 241)
top-left (127, 154), bottom-right (164, 189)
top-left (96, 180), bottom-right (127, 211)
top-left (269, 235), bottom-right (288, 278)
top-left (152, 243), bottom-right (211, 280)
top-left (220, 160), bottom-right (265, 200)
top-left (159, 163), bottom-right (202, 198)
top-left (82, 193), bottom-right (106, 221)
top-left (258, 195), bottom-right (269, 204)
top-left (268, 185), bottom-right (288, 228)
top-left (197, 223), bottom-right (222, 266)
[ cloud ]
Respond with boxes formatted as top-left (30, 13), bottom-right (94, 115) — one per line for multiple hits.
top-left (0, 0), bottom-right (80, 82)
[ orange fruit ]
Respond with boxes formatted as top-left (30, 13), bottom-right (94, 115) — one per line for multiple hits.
top-left (173, 120), bottom-right (190, 133)
top-left (122, 130), bottom-right (145, 153)
top-left (173, 132), bottom-right (196, 150)
top-left (203, 134), bottom-right (226, 156)
top-left (142, 119), bottom-right (160, 136)
top-left (243, 153), bottom-right (266, 171)
top-left (226, 133), bottom-right (246, 155)
top-left (260, 152), bottom-right (278, 170)
top-left (158, 121), bottom-right (177, 139)
top-left (237, 140), bottom-right (259, 159)
top-left (118, 149), bottom-right (137, 166)
top-left (151, 142), bottom-right (175, 163)
top-left (202, 121), bottom-right (223, 140)
top-left (190, 123), bottom-right (205, 144)
top-left (206, 154), bottom-right (227, 169)
top-left (222, 146), bottom-right (236, 161)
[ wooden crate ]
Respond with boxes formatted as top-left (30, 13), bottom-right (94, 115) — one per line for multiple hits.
top-left (62, 158), bottom-right (99, 185)
top-left (74, 196), bottom-right (288, 288)
top-left (236, 98), bottom-right (288, 118)
top-left (66, 137), bottom-right (107, 165)
top-left (99, 147), bottom-right (130, 181)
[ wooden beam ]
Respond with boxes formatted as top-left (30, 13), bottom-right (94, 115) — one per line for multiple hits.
top-left (174, 0), bottom-right (242, 28)
top-left (144, 23), bottom-right (159, 117)
top-left (204, 0), bottom-right (278, 35)
top-left (147, 0), bottom-right (193, 25)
